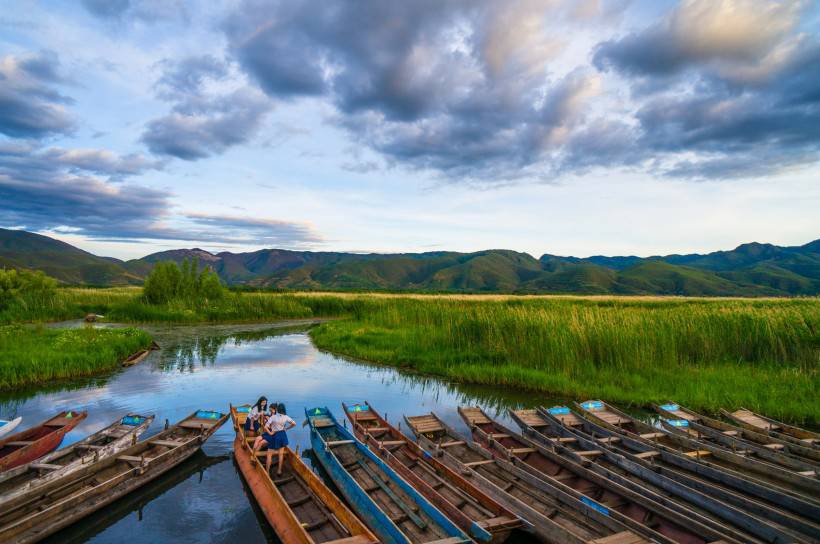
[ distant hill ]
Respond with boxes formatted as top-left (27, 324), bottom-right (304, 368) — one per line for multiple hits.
top-left (1, 228), bottom-right (819, 295)
top-left (0, 229), bottom-right (142, 285)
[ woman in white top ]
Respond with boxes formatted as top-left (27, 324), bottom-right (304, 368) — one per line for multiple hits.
top-left (244, 396), bottom-right (267, 435)
top-left (253, 402), bottom-right (296, 475)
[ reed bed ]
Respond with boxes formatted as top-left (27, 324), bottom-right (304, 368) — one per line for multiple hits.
top-left (309, 297), bottom-right (820, 422)
top-left (0, 325), bottom-right (152, 390)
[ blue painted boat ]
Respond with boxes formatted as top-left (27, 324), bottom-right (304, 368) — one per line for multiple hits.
top-left (306, 406), bottom-right (470, 544)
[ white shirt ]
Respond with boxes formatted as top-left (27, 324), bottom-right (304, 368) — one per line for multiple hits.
top-left (265, 413), bottom-right (295, 433)
top-left (248, 405), bottom-right (263, 421)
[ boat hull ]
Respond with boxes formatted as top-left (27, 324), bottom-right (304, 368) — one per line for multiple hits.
top-left (0, 418), bottom-right (22, 439)
top-left (0, 411), bottom-right (87, 472)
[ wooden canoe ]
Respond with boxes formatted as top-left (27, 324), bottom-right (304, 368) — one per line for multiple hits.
top-left (0, 409), bottom-right (227, 543)
top-left (458, 406), bottom-right (736, 544)
top-left (343, 401), bottom-right (522, 543)
top-left (722, 408), bottom-right (820, 448)
top-left (575, 400), bottom-right (820, 499)
top-left (404, 411), bottom-right (651, 544)
top-left (513, 407), bottom-right (819, 543)
top-left (654, 403), bottom-right (820, 466)
top-left (230, 405), bottom-right (377, 544)
top-left (306, 406), bottom-right (471, 544)
top-left (0, 417), bottom-right (22, 439)
top-left (0, 410), bottom-right (87, 472)
top-left (0, 414), bottom-right (154, 505)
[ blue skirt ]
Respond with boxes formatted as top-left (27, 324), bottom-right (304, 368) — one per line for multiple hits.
top-left (262, 430), bottom-right (288, 450)
top-left (244, 418), bottom-right (260, 433)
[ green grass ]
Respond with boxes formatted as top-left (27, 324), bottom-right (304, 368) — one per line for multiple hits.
top-left (0, 325), bottom-right (153, 390)
top-left (309, 297), bottom-right (820, 423)
top-left (1, 287), bottom-right (817, 422)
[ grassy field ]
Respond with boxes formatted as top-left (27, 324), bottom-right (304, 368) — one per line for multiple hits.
top-left (1, 288), bottom-right (817, 422)
top-left (0, 325), bottom-right (153, 390)
top-left (310, 296), bottom-right (820, 423)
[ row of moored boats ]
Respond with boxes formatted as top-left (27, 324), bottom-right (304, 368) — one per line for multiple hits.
top-left (233, 401), bottom-right (820, 544)
top-left (0, 402), bottom-right (817, 543)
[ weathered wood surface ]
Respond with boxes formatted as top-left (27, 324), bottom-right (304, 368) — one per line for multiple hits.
top-left (343, 401), bottom-right (522, 543)
top-left (307, 406), bottom-right (471, 544)
top-left (404, 411), bottom-right (651, 544)
top-left (0, 411), bottom-right (88, 472)
top-left (655, 403), bottom-right (820, 467)
top-left (722, 409), bottom-right (820, 448)
top-left (575, 400), bottom-right (820, 499)
top-left (527, 407), bottom-right (820, 543)
top-left (0, 414), bottom-right (154, 505)
top-left (458, 406), bottom-right (737, 544)
top-left (231, 405), bottom-right (377, 544)
top-left (0, 409), bottom-right (227, 543)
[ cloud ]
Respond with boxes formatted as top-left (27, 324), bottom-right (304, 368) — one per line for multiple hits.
top-left (0, 143), bottom-right (323, 247)
top-left (82, 0), bottom-right (189, 23)
top-left (185, 214), bottom-right (323, 246)
top-left (0, 50), bottom-right (75, 139)
top-left (586, 0), bottom-right (820, 179)
top-left (223, 0), bottom-right (606, 181)
top-left (594, 0), bottom-right (803, 79)
top-left (142, 56), bottom-right (273, 160)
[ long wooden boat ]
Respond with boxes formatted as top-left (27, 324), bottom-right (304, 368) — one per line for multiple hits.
top-left (652, 402), bottom-right (820, 470)
top-left (404, 411), bottom-right (652, 544)
top-left (343, 401), bottom-right (522, 543)
top-left (0, 409), bottom-right (227, 543)
top-left (652, 403), bottom-right (819, 472)
top-left (0, 417), bottom-right (22, 439)
top-left (0, 414), bottom-right (154, 505)
top-left (458, 406), bottom-right (737, 544)
top-left (230, 405), bottom-right (377, 544)
top-left (515, 407), bottom-right (820, 543)
top-left (306, 406), bottom-right (470, 544)
top-left (0, 410), bottom-right (87, 472)
top-left (722, 408), bottom-right (820, 448)
top-left (575, 400), bottom-right (820, 498)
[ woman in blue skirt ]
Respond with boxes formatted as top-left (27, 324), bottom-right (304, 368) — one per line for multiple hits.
top-left (244, 396), bottom-right (267, 436)
top-left (253, 403), bottom-right (296, 475)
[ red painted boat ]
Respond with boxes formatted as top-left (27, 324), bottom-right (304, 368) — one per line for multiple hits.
top-left (0, 410), bottom-right (87, 472)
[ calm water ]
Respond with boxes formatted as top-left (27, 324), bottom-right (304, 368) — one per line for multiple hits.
top-left (0, 322), bottom-right (589, 543)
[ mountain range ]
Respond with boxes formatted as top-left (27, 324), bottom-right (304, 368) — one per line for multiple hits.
top-left (1, 228), bottom-right (819, 296)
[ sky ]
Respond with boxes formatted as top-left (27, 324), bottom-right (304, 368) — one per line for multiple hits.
top-left (0, 0), bottom-right (818, 260)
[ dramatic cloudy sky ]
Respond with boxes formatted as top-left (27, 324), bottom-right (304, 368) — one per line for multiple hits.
top-left (1, 0), bottom-right (818, 259)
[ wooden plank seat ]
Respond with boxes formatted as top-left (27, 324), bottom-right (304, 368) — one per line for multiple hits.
top-left (364, 427), bottom-right (390, 433)
top-left (149, 439), bottom-right (185, 448)
top-left (639, 432), bottom-right (666, 440)
top-left (463, 460), bottom-right (496, 467)
top-left (589, 530), bottom-right (648, 543)
top-left (721, 430), bottom-right (739, 436)
top-left (486, 433), bottom-right (510, 440)
top-left (684, 450), bottom-right (712, 458)
top-left (594, 437), bottom-right (619, 444)
top-left (576, 450), bottom-right (603, 457)
top-left (118, 455), bottom-right (150, 465)
top-left (797, 470), bottom-right (817, 477)
top-left (438, 440), bottom-right (465, 448)
top-left (763, 443), bottom-right (785, 450)
top-left (634, 451), bottom-right (661, 459)
top-left (178, 420), bottom-right (216, 429)
top-left (5, 441), bottom-right (35, 446)
top-left (376, 440), bottom-right (406, 446)
top-left (325, 440), bottom-right (355, 447)
top-left (509, 447), bottom-right (536, 454)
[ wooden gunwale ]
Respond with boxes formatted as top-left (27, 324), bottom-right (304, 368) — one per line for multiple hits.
top-left (342, 402), bottom-right (522, 543)
top-left (651, 404), bottom-right (819, 473)
top-left (721, 409), bottom-right (820, 448)
top-left (520, 408), bottom-right (820, 543)
top-left (0, 410), bottom-right (88, 472)
top-left (404, 411), bottom-right (651, 544)
top-left (0, 414), bottom-right (154, 505)
top-left (654, 404), bottom-right (820, 465)
top-left (458, 406), bottom-right (735, 544)
top-left (575, 401), bottom-right (820, 498)
top-left (307, 406), bottom-right (470, 544)
top-left (0, 409), bottom-right (227, 543)
top-left (230, 405), bottom-right (377, 544)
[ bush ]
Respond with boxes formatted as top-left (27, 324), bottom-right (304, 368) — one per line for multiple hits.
top-left (0, 269), bottom-right (57, 311)
top-left (143, 258), bottom-right (225, 305)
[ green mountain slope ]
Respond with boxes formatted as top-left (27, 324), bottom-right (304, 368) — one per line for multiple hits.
top-left (2, 228), bottom-right (819, 295)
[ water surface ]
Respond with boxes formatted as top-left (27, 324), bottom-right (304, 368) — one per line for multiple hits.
top-left (0, 322), bottom-right (588, 543)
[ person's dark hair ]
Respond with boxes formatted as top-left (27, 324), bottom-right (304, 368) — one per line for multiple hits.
top-left (253, 396), bottom-right (268, 411)
top-left (269, 402), bottom-right (286, 415)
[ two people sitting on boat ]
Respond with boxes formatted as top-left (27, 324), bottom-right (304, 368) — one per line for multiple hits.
top-left (244, 396), bottom-right (268, 435)
top-left (252, 402), bottom-right (296, 476)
